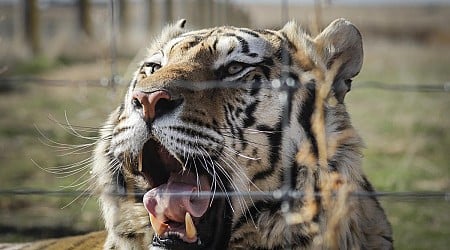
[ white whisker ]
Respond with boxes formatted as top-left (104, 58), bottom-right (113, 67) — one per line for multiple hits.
top-left (223, 145), bottom-right (261, 161)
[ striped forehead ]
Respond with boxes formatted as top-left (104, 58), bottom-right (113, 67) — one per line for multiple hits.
top-left (164, 35), bottom-right (189, 52)
top-left (213, 29), bottom-right (270, 68)
top-left (161, 27), bottom-right (273, 68)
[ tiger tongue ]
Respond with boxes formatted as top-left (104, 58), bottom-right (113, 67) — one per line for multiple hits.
top-left (143, 173), bottom-right (211, 223)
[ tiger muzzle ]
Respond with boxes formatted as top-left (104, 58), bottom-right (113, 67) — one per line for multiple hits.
top-left (138, 139), bottom-right (231, 249)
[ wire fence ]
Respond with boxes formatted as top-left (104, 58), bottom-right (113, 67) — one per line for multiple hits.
top-left (1, 76), bottom-right (449, 93)
top-left (0, 188), bottom-right (449, 201)
top-left (0, 0), bottom-right (449, 248)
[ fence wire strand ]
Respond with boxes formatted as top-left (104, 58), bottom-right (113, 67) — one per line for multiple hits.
top-left (0, 189), bottom-right (449, 201)
top-left (1, 77), bottom-right (449, 93)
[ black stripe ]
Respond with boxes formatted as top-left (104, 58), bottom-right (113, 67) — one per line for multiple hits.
top-left (382, 235), bottom-right (394, 243)
top-left (118, 103), bottom-right (125, 114)
top-left (116, 113), bottom-right (128, 124)
top-left (223, 33), bottom-right (250, 54)
top-left (181, 116), bottom-right (211, 129)
top-left (249, 75), bottom-right (262, 96)
top-left (251, 122), bottom-right (282, 182)
top-left (235, 35), bottom-right (250, 53)
top-left (293, 234), bottom-right (312, 247)
top-left (168, 40), bottom-right (181, 55)
top-left (327, 51), bottom-right (343, 69)
top-left (312, 171), bottom-right (321, 223)
top-left (258, 29), bottom-right (279, 37)
top-left (227, 47), bottom-right (235, 55)
top-left (297, 82), bottom-right (318, 157)
top-left (239, 28), bottom-right (261, 38)
top-left (275, 44), bottom-right (292, 66)
top-left (262, 56), bottom-right (275, 66)
top-left (236, 126), bottom-right (245, 150)
top-left (170, 126), bottom-right (221, 143)
top-left (187, 40), bottom-right (200, 48)
top-left (223, 104), bottom-right (236, 136)
top-left (288, 71), bottom-right (299, 82)
top-left (328, 159), bottom-right (339, 171)
top-left (279, 31), bottom-right (298, 53)
top-left (259, 65), bottom-right (272, 79)
top-left (360, 175), bottom-right (385, 210)
top-left (111, 126), bottom-right (131, 138)
top-left (258, 57), bottom-right (275, 79)
top-left (212, 38), bottom-right (219, 50)
top-left (242, 101), bottom-right (258, 128)
top-left (235, 106), bottom-right (244, 116)
top-left (361, 175), bottom-right (374, 192)
top-left (109, 138), bottom-right (129, 148)
top-left (288, 144), bottom-right (299, 189)
top-left (113, 165), bottom-right (127, 196)
top-left (133, 183), bottom-right (145, 203)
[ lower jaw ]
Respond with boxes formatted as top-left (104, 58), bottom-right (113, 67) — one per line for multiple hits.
top-left (151, 235), bottom-right (203, 250)
top-left (150, 197), bottom-right (232, 250)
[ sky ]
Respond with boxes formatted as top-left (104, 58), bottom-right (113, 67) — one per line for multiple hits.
top-left (1, 0), bottom-right (449, 5)
top-left (230, 0), bottom-right (450, 5)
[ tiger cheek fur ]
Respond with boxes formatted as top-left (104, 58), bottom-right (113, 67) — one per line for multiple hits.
top-left (92, 19), bottom-right (392, 250)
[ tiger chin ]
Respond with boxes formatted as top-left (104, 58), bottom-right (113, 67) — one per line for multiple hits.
top-left (92, 19), bottom-right (393, 250)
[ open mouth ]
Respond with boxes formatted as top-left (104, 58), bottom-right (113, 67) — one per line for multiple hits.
top-left (138, 139), bottom-right (224, 248)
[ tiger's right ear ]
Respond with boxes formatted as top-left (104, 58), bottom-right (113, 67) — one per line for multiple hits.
top-left (314, 19), bottom-right (363, 102)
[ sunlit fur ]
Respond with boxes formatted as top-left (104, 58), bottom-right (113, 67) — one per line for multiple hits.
top-left (0, 232), bottom-right (106, 250)
top-left (16, 19), bottom-right (392, 250)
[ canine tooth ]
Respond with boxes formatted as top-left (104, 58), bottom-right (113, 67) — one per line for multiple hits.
top-left (185, 212), bottom-right (197, 240)
top-left (138, 151), bottom-right (143, 172)
top-left (149, 213), bottom-right (168, 236)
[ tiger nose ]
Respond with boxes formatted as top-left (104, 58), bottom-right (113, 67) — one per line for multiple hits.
top-left (132, 90), bottom-right (171, 121)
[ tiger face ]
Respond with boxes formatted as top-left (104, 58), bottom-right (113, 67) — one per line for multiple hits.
top-left (93, 19), bottom-right (392, 249)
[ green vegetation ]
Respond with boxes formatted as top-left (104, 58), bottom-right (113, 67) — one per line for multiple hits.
top-left (0, 82), bottom-right (117, 241)
top-left (10, 56), bottom-right (64, 76)
top-left (347, 40), bottom-right (449, 249)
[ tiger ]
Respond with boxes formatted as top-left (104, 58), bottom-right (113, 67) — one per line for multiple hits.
top-left (91, 18), bottom-right (392, 249)
top-left (2, 18), bottom-right (393, 250)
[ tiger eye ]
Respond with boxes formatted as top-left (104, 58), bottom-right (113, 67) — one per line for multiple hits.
top-left (143, 62), bottom-right (162, 74)
top-left (227, 63), bottom-right (243, 75)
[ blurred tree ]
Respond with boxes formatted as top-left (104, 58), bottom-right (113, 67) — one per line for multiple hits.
top-left (78, 0), bottom-right (92, 37)
top-left (147, 0), bottom-right (156, 33)
top-left (205, 0), bottom-right (213, 27)
top-left (162, 0), bottom-right (173, 25)
top-left (24, 0), bottom-right (40, 55)
top-left (119, 0), bottom-right (129, 32)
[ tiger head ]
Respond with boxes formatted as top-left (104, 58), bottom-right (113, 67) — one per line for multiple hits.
top-left (93, 19), bottom-right (390, 249)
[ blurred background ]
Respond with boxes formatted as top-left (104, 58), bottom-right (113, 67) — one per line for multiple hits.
top-left (0, 0), bottom-right (448, 249)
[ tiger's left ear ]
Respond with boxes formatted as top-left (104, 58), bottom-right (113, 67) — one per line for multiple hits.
top-left (314, 18), bottom-right (363, 102)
